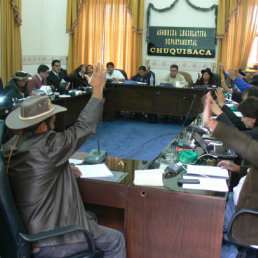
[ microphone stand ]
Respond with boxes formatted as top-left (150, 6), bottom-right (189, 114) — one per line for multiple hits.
top-left (84, 100), bottom-right (107, 164)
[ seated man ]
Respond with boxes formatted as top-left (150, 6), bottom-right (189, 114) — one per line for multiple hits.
top-left (164, 64), bottom-right (187, 86)
top-left (3, 71), bottom-right (31, 100)
top-left (47, 59), bottom-right (74, 92)
top-left (106, 62), bottom-right (125, 82)
top-left (26, 64), bottom-right (50, 95)
top-left (131, 66), bottom-right (152, 84)
top-left (2, 64), bottom-right (126, 258)
top-left (203, 93), bottom-right (258, 256)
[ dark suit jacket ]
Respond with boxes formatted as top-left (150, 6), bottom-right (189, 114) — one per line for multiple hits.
top-left (221, 105), bottom-right (246, 130)
top-left (26, 75), bottom-right (46, 95)
top-left (213, 122), bottom-right (258, 245)
top-left (216, 112), bottom-right (258, 140)
top-left (47, 69), bottom-right (74, 91)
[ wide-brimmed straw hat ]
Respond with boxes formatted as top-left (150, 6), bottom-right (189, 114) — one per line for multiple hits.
top-left (11, 71), bottom-right (32, 81)
top-left (5, 96), bottom-right (67, 130)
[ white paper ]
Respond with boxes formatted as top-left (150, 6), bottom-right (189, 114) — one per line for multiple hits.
top-left (76, 164), bottom-right (113, 178)
top-left (187, 165), bottom-right (229, 178)
top-left (182, 175), bottom-right (228, 192)
top-left (40, 85), bottom-right (53, 95)
top-left (134, 169), bottom-right (164, 186)
top-left (69, 159), bottom-right (84, 165)
top-left (233, 111), bottom-right (242, 117)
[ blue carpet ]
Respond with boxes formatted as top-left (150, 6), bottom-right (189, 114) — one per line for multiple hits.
top-left (79, 119), bottom-right (182, 161)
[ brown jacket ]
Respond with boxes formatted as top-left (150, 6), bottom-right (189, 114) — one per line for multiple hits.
top-left (26, 74), bottom-right (46, 95)
top-left (2, 97), bottom-right (104, 247)
top-left (213, 122), bottom-right (258, 245)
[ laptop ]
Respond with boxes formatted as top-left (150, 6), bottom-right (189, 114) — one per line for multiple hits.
top-left (59, 82), bottom-right (70, 91)
top-left (192, 131), bottom-right (238, 159)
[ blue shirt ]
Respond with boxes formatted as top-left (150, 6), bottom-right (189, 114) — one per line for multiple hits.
top-left (234, 78), bottom-right (253, 92)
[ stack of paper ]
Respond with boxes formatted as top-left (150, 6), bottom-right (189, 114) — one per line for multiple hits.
top-left (182, 175), bottom-right (228, 192)
top-left (184, 165), bottom-right (229, 192)
top-left (75, 164), bottom-right (113, 178)
top-left (134, 169), bottom-right (164, 186)
top-left (187, 165), bottom-right (229, 178)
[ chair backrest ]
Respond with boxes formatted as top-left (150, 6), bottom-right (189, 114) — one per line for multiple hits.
top-left (179, 71), bottom-right (193, 87)
top-left (117, 69), bottom-right (128, 80)
top-left (0, 155), bottom-right (31, 257)
top-left (0, 78), bottom-right (3, 93)
top-left (213, 73), bottom-right (221, 87)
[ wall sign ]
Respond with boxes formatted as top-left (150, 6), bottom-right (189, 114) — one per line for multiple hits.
top-left (148, 26), bottom-right (216, 58)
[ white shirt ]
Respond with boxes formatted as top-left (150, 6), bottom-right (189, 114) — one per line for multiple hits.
top-left (106, 70), bottom-right (125, 80)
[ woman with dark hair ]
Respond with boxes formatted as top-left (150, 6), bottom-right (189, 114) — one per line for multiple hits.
top-left (72, 64), bottom-right (90, 89)
top-left (85, 65), bottom-right (93, 83)
top-left (196, 68), bottom-right (218, 87)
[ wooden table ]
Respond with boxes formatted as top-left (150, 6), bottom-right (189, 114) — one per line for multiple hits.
top-left (74, 153), bottom-right (226, 258)
top-left (54, 85), bottom-right (207, 131)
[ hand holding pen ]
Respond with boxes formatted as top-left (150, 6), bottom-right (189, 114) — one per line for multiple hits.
top-left (217, 160), bottom-right (240, 173)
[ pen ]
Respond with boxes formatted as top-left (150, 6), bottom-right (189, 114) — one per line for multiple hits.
top-left (220, 163), bottom-right (233, 167)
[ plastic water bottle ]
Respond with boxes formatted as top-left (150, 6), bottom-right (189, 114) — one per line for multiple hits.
top-left (150, 74), bottom-right (154, 86)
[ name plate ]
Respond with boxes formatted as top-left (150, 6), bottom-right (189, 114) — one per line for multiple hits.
top-left (148, 26), bottom-right (216, 58)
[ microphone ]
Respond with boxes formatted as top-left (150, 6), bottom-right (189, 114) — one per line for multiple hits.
top-left (182, 93), bottom-right (197, 128)
top-left (84, 100), bottom-right (107, 164)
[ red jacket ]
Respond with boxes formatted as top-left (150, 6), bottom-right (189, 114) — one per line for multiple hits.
top-left (26, 75), bottom-right (46, 95)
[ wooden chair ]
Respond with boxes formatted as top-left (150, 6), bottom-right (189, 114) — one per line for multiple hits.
top-left (178, 71), bottom-right (193, 87)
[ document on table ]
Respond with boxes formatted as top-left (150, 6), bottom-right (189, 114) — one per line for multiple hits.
top-left (75, 164), bottom-right (113, 178)
top-left (134, 169), bottom-right (164, 186)
top-left (182, 175), bottom-right (228, 192)
top-left (187, 165), bottom-right (229, 179)
top-left (69, 158), bottom-right (84, 165)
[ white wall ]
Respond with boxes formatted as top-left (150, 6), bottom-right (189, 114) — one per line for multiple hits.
top-left (142, 0), bottom-right (219, 82)
top-left (21, 0), bottom-right (69, 75)
top-left (20, 0), bottom-right (218, 80)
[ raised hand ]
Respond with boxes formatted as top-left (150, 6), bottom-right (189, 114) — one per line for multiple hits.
top-left (90, 63), bottom-right (106, 99)
top-left (203, 92), bottom-right (218, 132)
top-left (221, 79), bottom-right (233, 94)
top-left (216, 87), bottom-right (226, 107)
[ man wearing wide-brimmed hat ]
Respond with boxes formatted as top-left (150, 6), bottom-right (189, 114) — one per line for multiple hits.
top-left (2, 64), bottom-right (126, 258)
top-left (2, 71), bottom-right (31, 99)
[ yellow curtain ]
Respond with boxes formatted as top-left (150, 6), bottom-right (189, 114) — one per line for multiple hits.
top-left (216, 0), bottom-right (258, 72)
top-left (216, 0), bottom-right (238, 38)
top-left (66, 0), bottom-right (144, 78)
top-left (1, 0), bottom-right (22, 86)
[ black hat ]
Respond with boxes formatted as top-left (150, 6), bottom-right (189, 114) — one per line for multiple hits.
top-left (201, 68), bottom-right (213, 78)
